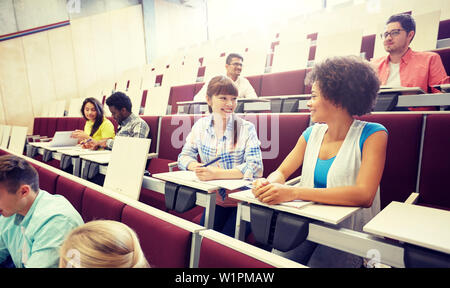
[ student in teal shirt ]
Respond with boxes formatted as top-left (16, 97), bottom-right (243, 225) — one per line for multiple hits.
top-left (0, 155), bottom-right (83, 268)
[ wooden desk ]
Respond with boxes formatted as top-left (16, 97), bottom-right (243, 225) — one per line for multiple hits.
top-left (363, 201), bottom-right (450, 254)
top-left (176, 100), bottom-right (208, 114)
top-left (57, 148), bottom-right (111, 177)
top-left (379, 87), bottom-right (425, 95)
top-left (230, 190), bottom-right (359, 226)
top-left (396, 93), bottom-right (450, 108)
top-left (229, 191), bottom-right (409, 267)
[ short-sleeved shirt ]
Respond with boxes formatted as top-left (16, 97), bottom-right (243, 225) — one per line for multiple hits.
top-left (302, 122), bottom-right (387, 188)
top-left (0, 190), bottom-right (84, 268)
top-left (84, 117), bottom-right (115, 141)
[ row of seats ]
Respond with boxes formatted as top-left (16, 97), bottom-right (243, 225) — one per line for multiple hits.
top-left (0, 149), bottom-right (303, 268)
top-left (29, 112), bottom-right (450, 216)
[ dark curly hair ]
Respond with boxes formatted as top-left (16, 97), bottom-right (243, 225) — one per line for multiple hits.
top-left (305, 56), bottom-right (380, 116)
top-left (105, 92), bottom-right (132, 113)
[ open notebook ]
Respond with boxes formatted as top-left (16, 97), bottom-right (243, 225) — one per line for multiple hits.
top-left (156, 171), bottom-right (252, 191)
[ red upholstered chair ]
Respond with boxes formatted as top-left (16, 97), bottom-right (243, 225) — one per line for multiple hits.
top-left (433, 47), bottom-right (450, 75)
top-left (438, 19), bottom-right (450, 40)
top-left (157, 115), bottom-right (198, 161)
top-left (198, 237), bottom-right (274, 268)
top-left (193, 82), bottom-right (205, 95)
top-left (357, 113), bottom-right (423, 209)
top-left (416, 114), bottom-right (450, 210)
top-left (141, 116), bottom-right (160, 153)
top-left (32, 118), bottom-right (42, 136)
top-left (121, 205), bottom-right (193, 268)
top-left (55, 176), bottom-right (86, 213)
top-left (168, 84), bottom-right (197, 114)
top-left (361, 34), bottom-right (376, 61)
top-left (37, 167), bottom-right (59, 194)
top-left (252, 113), bottom-right (310, 179)
top-left (245, 75), bottom-right (263, 96)
top-left (81, 188), bottom-right (125, 222)
top-left (47, 118), bottom-right (58, 138)
top-left (37, 117), bottom-right (50, 138)
top-left (107, 117), bottom-right (119, 133)
top-left (260, 69), bottom-right (306, 96)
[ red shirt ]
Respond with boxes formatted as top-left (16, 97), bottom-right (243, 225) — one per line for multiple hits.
top-left (372, 48), bottom-right (450, 110)
top-left (372, 48), bottom-right (449, 93)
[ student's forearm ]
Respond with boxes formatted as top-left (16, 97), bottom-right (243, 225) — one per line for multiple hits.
top-left (293, 185), bottom-right (376, 208)
top-left (213, 168), bottom-right (244, 180)
top-left (267, 170), bottom-right (287, 184)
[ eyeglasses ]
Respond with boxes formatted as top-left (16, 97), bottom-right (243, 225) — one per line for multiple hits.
top-left (228, 62), bottom-right (242, 67)
top-left (380, 29), bottom-right (405, 39)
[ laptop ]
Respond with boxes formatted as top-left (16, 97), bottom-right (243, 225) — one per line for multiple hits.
top-left (47, 131), bottom-right (78, 147)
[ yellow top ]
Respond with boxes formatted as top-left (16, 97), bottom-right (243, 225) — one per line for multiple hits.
top-left (84, 118), bottom-right (115, 141)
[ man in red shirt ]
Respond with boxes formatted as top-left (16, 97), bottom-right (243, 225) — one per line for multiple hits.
top-left (372, 14), bottom-right (449, 110)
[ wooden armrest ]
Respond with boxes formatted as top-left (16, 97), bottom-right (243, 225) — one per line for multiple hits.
top-left (404, 192), bottom-right (419, 205)
top-left (286, 175), bottom-right (301, 186)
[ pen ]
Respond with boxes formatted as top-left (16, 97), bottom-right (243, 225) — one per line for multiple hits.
top-left (202, 156), bottom-right (221, 167)
top-left (81, 138), bottom-right (92, 145)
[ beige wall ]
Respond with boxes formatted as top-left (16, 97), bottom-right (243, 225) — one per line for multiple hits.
top-left (0, 4), bottom-right (146, 133)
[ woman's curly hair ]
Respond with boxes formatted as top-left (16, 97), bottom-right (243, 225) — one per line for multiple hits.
top-left (305, 56), bottom-right (380, 116)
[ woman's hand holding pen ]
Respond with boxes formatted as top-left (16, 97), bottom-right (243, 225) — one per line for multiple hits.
top-left (194, 166), bottom-right (218, 181)
top-left (80, 138), bottom-right (93, 149)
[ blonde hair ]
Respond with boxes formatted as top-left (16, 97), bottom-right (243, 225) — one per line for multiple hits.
top-left (59, 220), bottom-right (150, 268)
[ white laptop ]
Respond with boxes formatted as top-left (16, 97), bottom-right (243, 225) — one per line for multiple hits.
top-left (46, 131), bottom-right (79, 147)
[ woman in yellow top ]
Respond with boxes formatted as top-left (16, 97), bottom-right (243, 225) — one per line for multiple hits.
top-left (71, 97), bottom-right (115, 147)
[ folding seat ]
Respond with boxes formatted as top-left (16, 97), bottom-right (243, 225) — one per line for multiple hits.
top-left (55, 176), bottom-right (86, 214)
top-left (81, 188), bottom-right (125, 222)
top-left (37, 167), bottom-right (59, 194)
top-left (357, 113), bottom-right (423, 209)
top-left (416, 114), bottom-right (450, 210)
top-left (121, 205), bottom-right (194, 268)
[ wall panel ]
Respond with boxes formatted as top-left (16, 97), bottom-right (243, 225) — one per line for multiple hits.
top-left (22, 32), bottom-right (57, 117)
top-left (0, 38), bottom-right (34, 132)
top-left (48, 25), bottom-right (80, 107)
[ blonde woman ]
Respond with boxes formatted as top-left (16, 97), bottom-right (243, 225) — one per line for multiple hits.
top-left (59, 220), bottom-right (149, 268)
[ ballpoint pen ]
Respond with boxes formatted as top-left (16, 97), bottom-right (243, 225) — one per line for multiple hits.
top-left (202, 156), bottom-right (221, 167)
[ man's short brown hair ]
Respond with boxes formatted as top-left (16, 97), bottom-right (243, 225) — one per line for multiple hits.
top-left (0, 155), bottom-right (39, 194)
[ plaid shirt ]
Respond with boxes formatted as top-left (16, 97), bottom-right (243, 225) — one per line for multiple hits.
top-left (178, 114), bottom-right (263, 179)
top-left (105, 113), bottom-right (150, 149)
